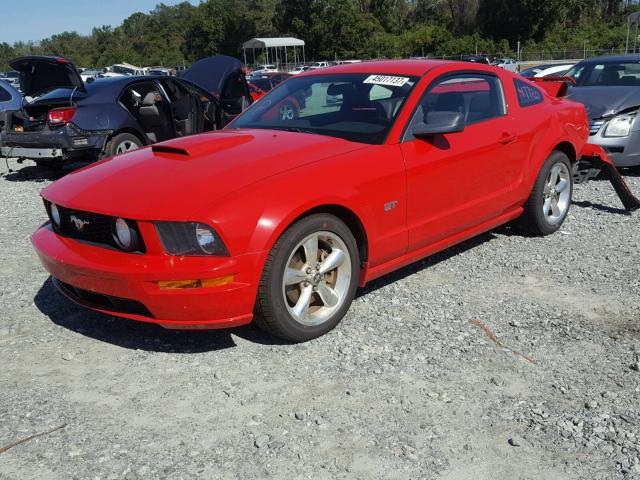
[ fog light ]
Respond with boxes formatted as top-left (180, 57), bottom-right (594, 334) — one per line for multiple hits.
top-left (50, 203), bottom-right (61, 227)
top-left (73, 137), bottom-right (89, 147)
top-left (112, 217), bottom-right (139, 251)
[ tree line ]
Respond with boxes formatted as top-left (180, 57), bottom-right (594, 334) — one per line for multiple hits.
top-left (1, 0), bottom-right (640, 70)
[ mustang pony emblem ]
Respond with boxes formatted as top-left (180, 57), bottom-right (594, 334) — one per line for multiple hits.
top-left (69, 215), bottom-right (90, 231)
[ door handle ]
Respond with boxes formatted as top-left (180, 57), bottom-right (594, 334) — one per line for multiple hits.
top-left (499, 133), bottom-right (517, 145)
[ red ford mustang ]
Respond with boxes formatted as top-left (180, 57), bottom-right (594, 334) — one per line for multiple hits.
top-left (32, 60), bottom-right (589, 342)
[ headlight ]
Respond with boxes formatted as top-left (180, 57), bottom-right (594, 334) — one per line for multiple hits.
top-left (112, 217), bottom-right (140, 252)
top-left (155, 221), bottom-right (228, 256)
top-left (604, 113), bottom-right (636, 137)
top-left (50, 203), bottom-right (61, 227)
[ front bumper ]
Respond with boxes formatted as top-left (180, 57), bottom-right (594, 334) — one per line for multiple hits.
top-left (1, 123), bottom-right (106, 162)
top-left (588, 121), bottom-right (640, 168)
top-left (32, 224), bottom-right (263, 329)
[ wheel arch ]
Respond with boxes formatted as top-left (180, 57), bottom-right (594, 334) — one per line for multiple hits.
top-left (553, 141), bottom-right (577, 163)
top-left (107, 127), bottom-right (148, 148)
top-left (264, 203), bottom-right (369, 267)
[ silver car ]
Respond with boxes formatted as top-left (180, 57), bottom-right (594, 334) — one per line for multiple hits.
top-left (566, 55), bottom-right (640, 167)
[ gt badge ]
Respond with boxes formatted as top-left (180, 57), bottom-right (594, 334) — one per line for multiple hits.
top-left (384, 201), bottom-right (398, 212)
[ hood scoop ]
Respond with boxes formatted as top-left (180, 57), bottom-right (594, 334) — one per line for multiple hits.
top-left (151, 145), bottom-right (190, 157)
top-left (150, 131), bottom-right (255, 159)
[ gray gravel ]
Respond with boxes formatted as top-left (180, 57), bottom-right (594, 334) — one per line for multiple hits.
top-left (0, 163), bottom-right (639, 480)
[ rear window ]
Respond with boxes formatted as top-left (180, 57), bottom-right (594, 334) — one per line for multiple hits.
top-left (514, 79), bottom-right (544, 107)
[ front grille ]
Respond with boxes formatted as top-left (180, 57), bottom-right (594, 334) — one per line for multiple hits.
top-left (54, 278), bottom-right (154, 318)
top-left (44, 200), bottom-right (145, 253)
top-left (589, 119), bottom-right (605, 136)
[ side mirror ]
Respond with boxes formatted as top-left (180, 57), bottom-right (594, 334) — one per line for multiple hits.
top-left (412, 111), bottom-right (464, 139)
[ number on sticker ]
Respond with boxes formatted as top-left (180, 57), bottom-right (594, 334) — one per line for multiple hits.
top-left (363, 75), bottom-right (410, 87)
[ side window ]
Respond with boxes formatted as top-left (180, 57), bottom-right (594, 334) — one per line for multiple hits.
top-left (404, 73), bottom-right (505, 141)
top-left (514, 79), bottom-right (544, 107)
top-left (0, 85), bottom-right (11, 102)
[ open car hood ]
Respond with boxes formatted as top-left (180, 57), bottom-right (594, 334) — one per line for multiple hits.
top-left (9, 56), bottom-right (86, 97)
top-left (180, 55), bottom-right (243, 97)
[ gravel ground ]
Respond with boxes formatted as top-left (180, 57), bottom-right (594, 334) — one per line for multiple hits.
top-left (0, 162), bottom-right (639, 480)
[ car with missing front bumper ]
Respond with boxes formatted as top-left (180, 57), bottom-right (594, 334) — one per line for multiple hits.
top-left (33, 60), bottom-right (589, 342)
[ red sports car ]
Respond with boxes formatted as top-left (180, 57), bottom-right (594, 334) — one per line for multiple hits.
top-left (32, 60), bottom-right (589, 342)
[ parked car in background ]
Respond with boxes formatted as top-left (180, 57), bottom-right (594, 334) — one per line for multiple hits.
top-left (289, 65), bottom-right (311, 75)
top-left (249, 72), bottom-right (292, 87)
top-left (0, 79), bottom-right (22, 131)
top-left (32, 60), bottom-right (588, 342)
top-left (103, 63), bottom-right (147, 77)
top-left (520, 64), bottom-right (575, 79)
top-left (309, 61), bottom-right (330, 69)
top-left (2, 71), bottom-right (21, 90)
top-left (460, 55), bottom-right (491, 64)
top-left (148, 67), bottom-right (173, 76)
top-left (248, 82), bottom-right (267, 102)
top-left (252, 64), bottom-right (278, 75)
top-left (491, 58), bottom-right (519, 72)
top-left (565, 55), bottom-right (640, 167)
top-left (0, 55), bottom-right (252, 167)
top-left (80, 69), bottom-right (104, 82)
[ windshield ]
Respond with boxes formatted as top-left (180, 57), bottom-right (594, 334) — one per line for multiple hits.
top-left (567, 60), bottom-right (640, 86)
top-left (228, 73), bottom-right (418, 144)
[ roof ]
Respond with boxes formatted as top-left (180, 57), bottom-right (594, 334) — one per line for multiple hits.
top-left (300, 59), bottom-right (454, 77)
top-left (579, 54), bottom-right (640, 63)
top-left (243, 37), bottom-right (305, 49)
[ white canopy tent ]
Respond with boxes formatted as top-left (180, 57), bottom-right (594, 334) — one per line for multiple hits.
top-left (242, 37), bottom-right (306, 70)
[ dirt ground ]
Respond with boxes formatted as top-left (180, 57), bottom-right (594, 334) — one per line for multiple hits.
top-left (0, 164), bottom-right (639, 480)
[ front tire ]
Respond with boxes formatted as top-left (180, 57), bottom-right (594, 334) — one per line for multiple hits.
top-left (519, 151), bottom-right (573, 235)
top-left (255, 214), bottom-right (359, 342)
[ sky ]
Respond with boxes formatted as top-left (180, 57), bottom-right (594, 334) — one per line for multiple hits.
top-left (1, 0), bottom-right (201, 44)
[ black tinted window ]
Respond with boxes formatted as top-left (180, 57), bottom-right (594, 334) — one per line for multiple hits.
top-left (0, 84), bottom-right (11, 102)
top-left (514, 79), bottom-right (543, 107)
top-left (405, 74), bottom-right (505, 140)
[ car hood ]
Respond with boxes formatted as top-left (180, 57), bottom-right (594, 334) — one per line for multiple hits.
top-left (180, 55), bottom-right (243, 96)
top-left (567, 85), bottom-right (640, 119)
top-left (41, 129), bottom-right (368, 220)
top-left (10, 56), bottom-right (86, 97)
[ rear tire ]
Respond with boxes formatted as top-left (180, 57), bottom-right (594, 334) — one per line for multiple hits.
top-left (255, 214), bottom-right (359, 342)
top-left (519, 151), bottom-right (573, 235)
top-left (102, 133), bottom-right (143, 158)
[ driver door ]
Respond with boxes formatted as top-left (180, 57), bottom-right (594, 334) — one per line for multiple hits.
top-left (401, 72), bottom-right (526, 251)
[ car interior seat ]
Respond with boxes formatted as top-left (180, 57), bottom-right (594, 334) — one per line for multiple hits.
top-left (340, 87), bottom-right (386, 123)
top-left (138, 91), bottom-right (172, 143)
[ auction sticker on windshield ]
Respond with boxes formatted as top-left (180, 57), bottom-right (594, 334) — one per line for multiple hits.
top-left (363, 75), bottom-right (410, 87)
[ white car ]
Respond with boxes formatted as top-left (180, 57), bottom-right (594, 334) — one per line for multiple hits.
top-left (534, 64), bottom-right (575, 78)
top-left (520, 64), bottom-right (575, 79)
top-left (491, 58), bottom-right (519, 73)
top-left (289, 66), bottom-right (311, 75)
top-left (252, 64), bottom-right (278, 75)
top-left (309, 61), bottom-right (330, 70)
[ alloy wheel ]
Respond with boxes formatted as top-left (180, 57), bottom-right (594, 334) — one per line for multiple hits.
top-left (115, 140), bottom-right (139, 155)
top-left (542, 162), bottom-right (571, 224)
top-left (282, 231), bottom-right (352, 326)
top-left (279, 103), bottom-right (295, 121)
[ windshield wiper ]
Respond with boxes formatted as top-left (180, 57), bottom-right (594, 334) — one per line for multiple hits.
top-left (271, 126), bottom-right (317, 135)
